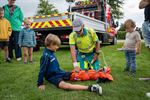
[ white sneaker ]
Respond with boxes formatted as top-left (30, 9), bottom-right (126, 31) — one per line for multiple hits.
top-left (146, 92), bottom-right (150, 98)
top-left (17, 58), bottom-right (22, 61)
top-left (91, 84), bottom-right (102, 95)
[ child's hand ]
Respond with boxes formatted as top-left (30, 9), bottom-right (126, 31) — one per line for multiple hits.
top-left (38, 85), bottom-right (45, 90)
top-left (136, 50), bottom-right (140, 54)
top-left (136, 48), bottom-right (141, 54)
top-left (117, 48), bottom-right (124, 51)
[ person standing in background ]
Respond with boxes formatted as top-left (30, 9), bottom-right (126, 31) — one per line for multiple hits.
top-left (3, 0), bottom-right (24, 61)
top-left (122, 19), bottom-right (141, 76)
top-left (0, 7), bottom-right (12, 63)
top-left (139, 0), bottom-right (150, 52)
top-left (18, 18), bottom-right (36, 64)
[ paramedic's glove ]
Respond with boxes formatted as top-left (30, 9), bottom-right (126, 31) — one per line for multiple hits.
top-left (38, 85), bottom-right (45, 90)
top-left (73, 62), bottom-right (80, 73)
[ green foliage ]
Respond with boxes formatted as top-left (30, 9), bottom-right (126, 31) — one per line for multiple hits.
top-left (107, 0), bottom-right (124, 20)
top-left (36, 0), bottom-right (58, 15)
top-left (118, 23), bottom-right (125, 31)
top-left (117, 31), bottom-right (126, 39)
top-left (0, 44), bottom-right (150, 100)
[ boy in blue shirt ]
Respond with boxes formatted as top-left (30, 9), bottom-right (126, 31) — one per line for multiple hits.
top-left (37, 34), bottom-right (102, 95)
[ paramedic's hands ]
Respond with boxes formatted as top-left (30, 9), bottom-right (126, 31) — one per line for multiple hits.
top-left (73, 62), bottom-right (80, 72)
top-left (38, 85), bottom-right (45, 90)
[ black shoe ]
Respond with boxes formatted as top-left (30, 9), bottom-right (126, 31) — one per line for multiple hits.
top-left (123, 68), bottom-right (130, 72)
top-left (5, 58), bottom-right (11, 63)
top-left (131, 71), bottom-right (136, 77)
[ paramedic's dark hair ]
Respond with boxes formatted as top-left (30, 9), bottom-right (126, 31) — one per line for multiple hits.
top-left (124, 19), bottom-right (136, 29)
top-left (45, 34), bottom-right (61, 47)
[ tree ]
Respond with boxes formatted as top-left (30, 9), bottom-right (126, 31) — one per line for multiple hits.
top-left (118, 23), bottom-right (125, 31)
top-left (107, 0), bottom-right (124, 20)
top-left (36, 0), bottom-right (58, 15)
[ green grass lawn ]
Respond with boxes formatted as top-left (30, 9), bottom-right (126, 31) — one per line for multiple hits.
top-left (0, 43), bottom-right (150, 100)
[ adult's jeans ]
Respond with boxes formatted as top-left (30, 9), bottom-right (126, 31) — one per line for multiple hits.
top-left (124, 50), bottom-right (136, 73)
top-left (8, 31), bottom-right (22, 59)
top-left (142, 21), bottom-right (150, 48)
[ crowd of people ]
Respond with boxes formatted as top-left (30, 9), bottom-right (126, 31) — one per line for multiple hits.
top-left (0, 0), bottom-right (149, 96)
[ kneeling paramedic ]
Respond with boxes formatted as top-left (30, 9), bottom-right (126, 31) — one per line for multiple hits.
top-left (69, 18), bottom-right (101, 72)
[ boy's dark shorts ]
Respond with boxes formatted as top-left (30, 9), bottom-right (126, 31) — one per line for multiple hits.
top-left (48, 72), bottom-right (72, 87)
top-left (0, 41), bottom-right (9, 49)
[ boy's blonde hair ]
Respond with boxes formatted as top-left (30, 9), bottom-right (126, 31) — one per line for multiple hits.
top-left (45, 34), bottom-right (61, 47)
top-left (0, 7), bottom-right (4, 12)
top-left (24, 18), bottom-right (32, 24)
top-left (124, 19), bottom-right (136, 29)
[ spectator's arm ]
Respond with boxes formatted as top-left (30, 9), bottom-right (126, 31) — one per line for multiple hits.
top-left (139, 0), bottom-right (150, 9)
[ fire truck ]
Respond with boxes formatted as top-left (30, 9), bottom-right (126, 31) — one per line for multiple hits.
top-left (28, 0), bottom-right (118, 50)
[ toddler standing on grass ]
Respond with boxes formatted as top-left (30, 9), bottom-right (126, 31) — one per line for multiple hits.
top-left (37, 34), bottom-right (102, 95)
top-left (18, 18), bottom-right (36, 64)
top-left (0, 7), bottom-right (12, 63)
top-left (122, 19), bottom-right (141, 76)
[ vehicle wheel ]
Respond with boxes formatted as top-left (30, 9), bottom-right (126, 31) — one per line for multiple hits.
top-left (33, 45), bottom-right (40, 51)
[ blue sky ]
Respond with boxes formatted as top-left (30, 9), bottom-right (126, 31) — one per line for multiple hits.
top-left (0, 0), bottom-right (144, 27)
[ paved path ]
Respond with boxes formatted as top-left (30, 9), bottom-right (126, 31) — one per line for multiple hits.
top-left (117, 40), bottom-right (144, 43)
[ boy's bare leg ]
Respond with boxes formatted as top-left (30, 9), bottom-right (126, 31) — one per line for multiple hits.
top-left (58, 81), bottom-right (102, 95)
top-left (59, 81), bottom-right (88, 90)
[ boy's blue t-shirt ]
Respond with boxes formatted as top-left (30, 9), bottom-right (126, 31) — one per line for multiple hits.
top-left (37, 48), bottom-right (66, 86)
